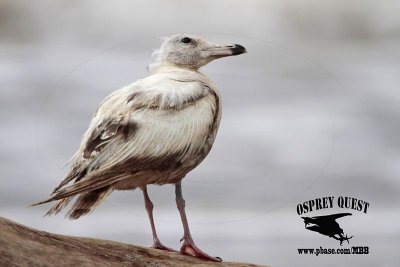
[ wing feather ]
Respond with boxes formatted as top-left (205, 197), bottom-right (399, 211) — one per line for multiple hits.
top-left (42, 75), bottom-right (217, 203)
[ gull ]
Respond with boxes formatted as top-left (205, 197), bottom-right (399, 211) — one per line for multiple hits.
top-left (32, 34), bottom-right (246, 261)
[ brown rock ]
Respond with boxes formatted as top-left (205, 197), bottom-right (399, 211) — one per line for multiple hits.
top-left (0, 217), bottom-right (268, 267)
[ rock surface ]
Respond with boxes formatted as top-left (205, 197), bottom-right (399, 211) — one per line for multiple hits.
top-left (0, 217), bottom-right (268, 267)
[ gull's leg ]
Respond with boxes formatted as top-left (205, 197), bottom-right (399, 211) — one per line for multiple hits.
top-left (175, 181), bottom-right (222, 262)
top-left (142, 185), bottom-right (176, 252)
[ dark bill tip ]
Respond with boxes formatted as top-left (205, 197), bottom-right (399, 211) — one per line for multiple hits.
top-left (231, 44), bottom-right (247, 55)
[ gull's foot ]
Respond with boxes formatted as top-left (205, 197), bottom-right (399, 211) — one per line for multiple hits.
top-left (152, 241), bottom-right (177, 252)
top-left (180, 240), bottom-right (222, 262)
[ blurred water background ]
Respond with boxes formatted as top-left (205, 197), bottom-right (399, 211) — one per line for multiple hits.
top-left (1, 1), bottom-right (399, 266)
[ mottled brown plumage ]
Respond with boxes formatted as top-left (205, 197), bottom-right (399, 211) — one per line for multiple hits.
top-left (32, 34), bottom-right (246, 261)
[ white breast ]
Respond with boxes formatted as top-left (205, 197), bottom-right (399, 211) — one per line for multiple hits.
top-left (129, 94), bottom-right (217, 160)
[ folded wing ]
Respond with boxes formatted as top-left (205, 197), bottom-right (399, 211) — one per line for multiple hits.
top-left (32, 75), bottom-right (218, 217)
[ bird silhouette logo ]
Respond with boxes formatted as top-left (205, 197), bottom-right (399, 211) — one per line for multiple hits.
top-left (302, 213), bottom-right (354, 245)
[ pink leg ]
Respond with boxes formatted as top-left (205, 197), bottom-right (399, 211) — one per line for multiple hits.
top-left (143, 186), bottom-right (176, 252)
top-left (175, 181), bottom-right (222, 262)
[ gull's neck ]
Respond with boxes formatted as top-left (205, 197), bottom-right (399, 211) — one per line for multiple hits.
top-left (147, 62), bottom-right (212, 85)
top-left (148, 62), bottom-right (200, 74)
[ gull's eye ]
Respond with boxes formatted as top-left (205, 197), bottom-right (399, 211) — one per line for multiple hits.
top-left (181, 37), bottom-right (192, 44)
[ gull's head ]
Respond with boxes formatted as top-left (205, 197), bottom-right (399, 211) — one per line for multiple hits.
top-left (151, 34), bottom-right (247, 71)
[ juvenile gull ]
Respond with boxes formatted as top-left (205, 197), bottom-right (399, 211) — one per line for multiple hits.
top-left (32, 34), bottom-right (246, 261)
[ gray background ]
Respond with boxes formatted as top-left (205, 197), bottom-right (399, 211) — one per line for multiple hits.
top-left (1, 1), bottom-right (399, 266)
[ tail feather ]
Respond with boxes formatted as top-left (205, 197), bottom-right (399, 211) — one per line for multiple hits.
top-left (45, 197), bottom-right (73, 216)
top-left (66, 186), bottom-right (112, 220)
top-left (29, 197), bottom-right (57, 207)
top-left (48, 173), bottom-right (128, 201)
top-left (52, 165), bottom-right (88, 194)
top-left (29, 169), bottom-right (129, 218)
